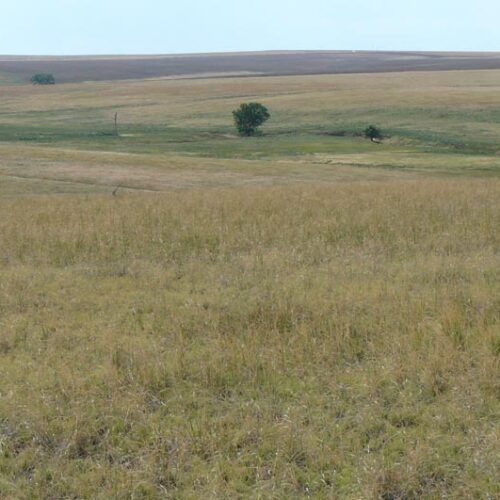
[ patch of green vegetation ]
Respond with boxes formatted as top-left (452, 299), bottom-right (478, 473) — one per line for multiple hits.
top-left (0, 120), bottom-right (385, 158)
top-left (2, 100), bottom-right (499, 160)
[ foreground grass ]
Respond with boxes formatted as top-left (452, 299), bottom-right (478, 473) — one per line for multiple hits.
top-left (0, 180), bottom-right (498, 498)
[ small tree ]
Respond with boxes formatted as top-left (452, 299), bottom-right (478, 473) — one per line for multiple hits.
top-left (364, 125), bottom-right (382, 141)
top-left (31, 73), bottom-right (55, 85)
top-left (233, 103), bottom-right (270, 136)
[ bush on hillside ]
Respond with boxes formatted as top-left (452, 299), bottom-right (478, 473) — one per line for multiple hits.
top-left (233, 102), bottom-right (270, 136)
top-left (364, 125), bottom-right (382, 141)
top-left (31, 73), bottom-right (55, 85)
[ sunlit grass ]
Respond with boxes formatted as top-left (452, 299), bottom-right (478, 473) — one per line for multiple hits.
top-left (1, 180), bottom-right (499, 497)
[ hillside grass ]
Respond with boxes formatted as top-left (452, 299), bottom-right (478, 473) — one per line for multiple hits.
top-left (0, 70), bottom-right (499, 197)
top-left (1, 180), bottom-right (499, 498)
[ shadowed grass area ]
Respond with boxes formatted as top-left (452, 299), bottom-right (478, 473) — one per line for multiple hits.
top-left (0, 180), bottom-right (499, 498)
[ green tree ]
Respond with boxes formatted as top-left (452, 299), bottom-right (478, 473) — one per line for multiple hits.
top-left (233, 103), bottom-right (270, 136)
top-left (31, 73), bottom-right (55, 85)
top-left (364, 125), bottom-right (382, 141)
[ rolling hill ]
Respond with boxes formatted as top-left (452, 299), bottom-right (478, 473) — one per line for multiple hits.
top-left (2, 50), bottom-right (500, 83)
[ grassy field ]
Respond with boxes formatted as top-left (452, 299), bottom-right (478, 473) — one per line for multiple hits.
top-left (0, 69), bottom-right (499, 497)
top-left (1, 69), bottom-right (500, 197)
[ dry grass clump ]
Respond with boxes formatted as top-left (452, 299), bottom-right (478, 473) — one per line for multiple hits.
top-left (0, 179), bottom-right (499, 497)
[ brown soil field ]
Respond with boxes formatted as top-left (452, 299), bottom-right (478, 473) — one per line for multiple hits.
top-left (2, 50), bottom-right (500, 83)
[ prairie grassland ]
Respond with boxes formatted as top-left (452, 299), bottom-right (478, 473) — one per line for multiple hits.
top-left (0, 180), bottom-right (499, 498)
top-left (1, 70), bottom-right (500, 197)
top-left (0, 68), bottom-right (499, 497)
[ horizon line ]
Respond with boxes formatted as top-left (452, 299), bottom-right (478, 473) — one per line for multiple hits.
top-left (2, 49), bottom-right (500, 60)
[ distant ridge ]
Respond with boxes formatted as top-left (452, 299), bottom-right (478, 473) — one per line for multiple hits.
top-left (2, 50), bottom-right (500, 83)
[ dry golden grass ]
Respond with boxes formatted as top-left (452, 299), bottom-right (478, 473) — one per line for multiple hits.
top-left (1, 180), bottom-right (499, 498)
top-left (3, 70), bottom-right (500, 120)
top-left (0, 68), bottom-right (499, 497)
top-left (0, 142), bottom-right (422, 197)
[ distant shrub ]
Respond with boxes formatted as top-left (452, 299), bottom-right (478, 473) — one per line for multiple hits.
top-left (31, 73), bottom-right (55, 85)
top-left (233, 102), bottom-right (270, 136)
top-left (364, 125), bottom-right (382, 140)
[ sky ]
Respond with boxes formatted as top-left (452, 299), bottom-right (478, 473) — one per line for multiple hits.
top-left (1, 0), bottom-right (498, 55)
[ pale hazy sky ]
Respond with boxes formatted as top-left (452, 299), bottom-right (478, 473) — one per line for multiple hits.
top-left (1, 0), bottom-right (498, 55)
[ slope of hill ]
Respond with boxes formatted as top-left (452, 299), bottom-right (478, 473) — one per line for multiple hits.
top-left (2, 50), bottom-right (500, 83)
